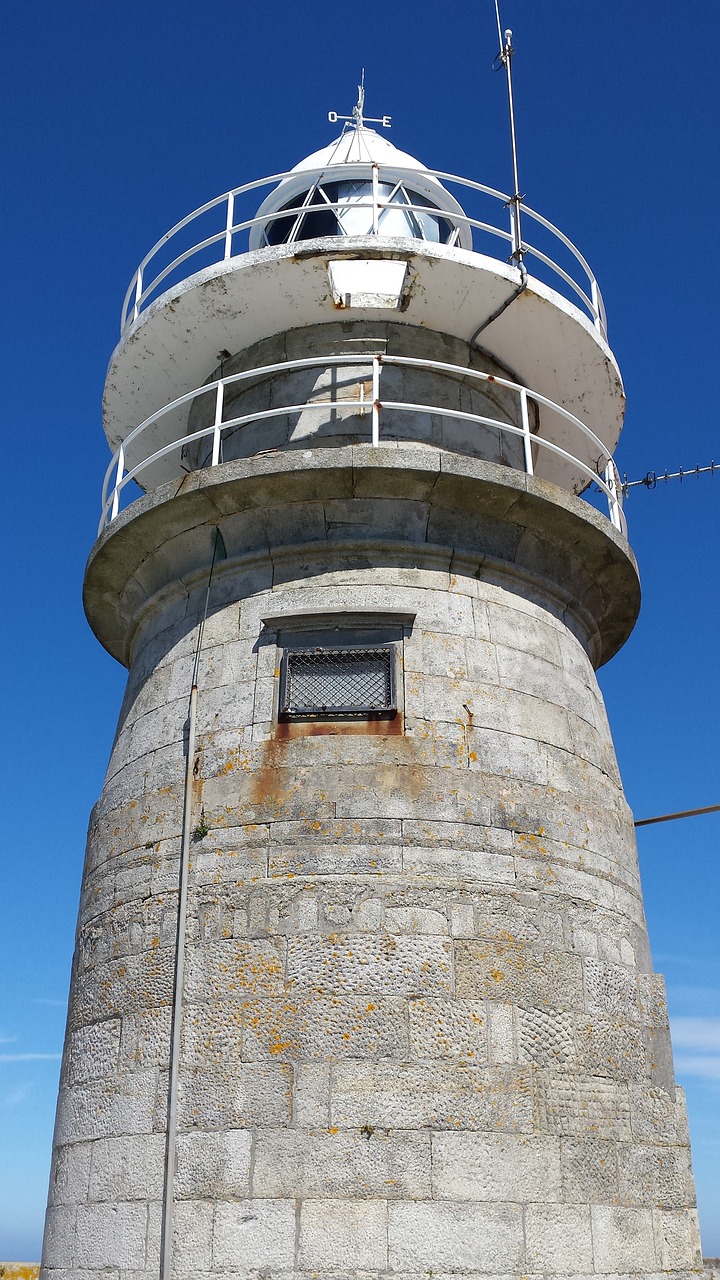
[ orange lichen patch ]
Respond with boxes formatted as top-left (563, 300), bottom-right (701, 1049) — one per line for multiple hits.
top-left (217, 748), bottom-right (244, 776)
top-left (514, 831), bottom-right (548, 854)
top-left (244, 1001), bottom-right (302, 1058)
top-left (534, 865), bottom-right (556, 884)
top-left (1, 1265), bottom-right (40, 1280)
top-left (231, 946), bottom-right (284, 992)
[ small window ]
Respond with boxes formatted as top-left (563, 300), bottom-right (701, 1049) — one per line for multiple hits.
top-left (279, 645), bottom-right (396, 718)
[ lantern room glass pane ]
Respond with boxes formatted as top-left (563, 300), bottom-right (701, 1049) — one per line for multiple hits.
top-left (263, 181), bottom-right (457, 247)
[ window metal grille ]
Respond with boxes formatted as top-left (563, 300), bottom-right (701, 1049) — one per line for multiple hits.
top-left (280, 646), bottom-right (396, 717)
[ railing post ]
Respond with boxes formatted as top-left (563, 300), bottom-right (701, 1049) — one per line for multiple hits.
top-left (371, 355), bottom-right (381, 446)
top-left (133, 268), bottom-right (143, 323)
top-left (591, 278), bottom-right (602, 334)
top-left (111, 443), bottom-right (125, 522)
top-left (605, 460), bottom-right (622, 531)
top-left (372, 163), bottom-right (380, 235)
top-left (508, 204), bottom-right (519, 265)
top-left (520, 387), bottom-right (534, 476)
top-left (224, 191), bottom-right (235, 260)
top-left (211, 381), bottom-right (224, 467)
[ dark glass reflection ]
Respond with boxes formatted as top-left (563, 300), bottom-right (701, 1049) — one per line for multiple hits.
top-left (263, 180), bottom-right (457, 246)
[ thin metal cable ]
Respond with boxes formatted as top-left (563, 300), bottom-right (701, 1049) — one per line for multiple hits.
top-left (635, 803), bottom-right (720, 829)
top-left (160, 525), bottom-right (225, 1280)
top-left (192, 525), bottom-right (225, 686)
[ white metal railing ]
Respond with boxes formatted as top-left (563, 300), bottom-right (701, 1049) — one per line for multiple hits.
top-left (119, 164), bottom-right (607, 339)
top-left (99, 354), bottom-right (625, 537)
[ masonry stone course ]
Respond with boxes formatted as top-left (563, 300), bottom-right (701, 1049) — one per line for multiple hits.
top-left (174, 1061), bottom-right (294, 1130)
top-left (46, 1142), bottom-right (93, 1207)
top-left (119, 1007), bottom-right (173, 1070)
top-left (74, 1203), bottom-right (149, 1270)
top-left (299, 1198), bottom-right (389, 1270)
top-left (408, 997), bottom-right (487, 1061)
top-left (170, 1199), bottom-right (214, 1271)
top-left (329, 1061), bottom-right (535, 1131)
top-left (53, 1070), bottom-right (157, 1147)
top-left (559, 1135), bottom-right (620, 1202)
top-left (212, 1200), bottom-right (296, 1270)
top-left (87, 1134), bottom-right (165, 1202)
top-left (591, 1205), bottom-right (659, 1273)
top-left (388, 1200), bottom-right (525, 1272)
top-left (251, 1128), bottom-right (431, 1199)
top-left (242, 994), bottom-right (410, 1061)
top-left (525, 1203), bottom-right (595, 1272)
top-left (653, 1207), bottom-right (704, 1270)
top-left (432, 1131), bottom-right (562, 1201)
top-left (174, 1129), bottom-right (252, 1200)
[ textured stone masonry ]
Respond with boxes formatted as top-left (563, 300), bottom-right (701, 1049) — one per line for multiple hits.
top-left (42, 381), bottom-right (701, 1280)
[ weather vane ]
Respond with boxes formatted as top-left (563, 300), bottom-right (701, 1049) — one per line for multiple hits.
top-left (328, 69), bottom-right (391, 129)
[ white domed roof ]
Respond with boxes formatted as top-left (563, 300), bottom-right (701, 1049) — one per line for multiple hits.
top-left (249, 125), bottom-right (472, 251)
top-left (290, 126), bottom-right (429, 173)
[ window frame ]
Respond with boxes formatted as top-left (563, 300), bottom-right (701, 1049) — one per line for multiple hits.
top-left (278, 642), bottom-right (397, 720)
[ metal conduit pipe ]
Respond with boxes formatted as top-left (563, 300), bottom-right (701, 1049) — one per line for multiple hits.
top-left (159, 528), bottom-right (224, 1280)
top-left (469, 265), bottom-right (528, 344)
top-left (159, 681), bottom-right (196, 1280)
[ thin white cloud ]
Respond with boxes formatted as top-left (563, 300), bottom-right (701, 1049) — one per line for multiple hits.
top-left (29, 997), bottom-right (66, 1007)
top-left (0, 1052), bottom-right (61, 1062)
top-left (669, 1014), bottom-right (720, 1081)
top-left (0, 1035), bottom-right (18, 1045)
top-left (0, 1084), bottom-right (32, 1107)
top-left (666, 984), bottom-right (720, 1016)
top-left (671, 1017), bottom-right (720, 1051)
top-left (674, 1054), bottom-right (720, 1081)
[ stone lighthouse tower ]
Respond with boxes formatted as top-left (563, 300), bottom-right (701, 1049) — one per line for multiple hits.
top-left (42, 87), bottom-right (703, 1280)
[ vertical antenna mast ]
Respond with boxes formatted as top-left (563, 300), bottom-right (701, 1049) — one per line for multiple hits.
top-left (494, 1), bottom-right (526, 279)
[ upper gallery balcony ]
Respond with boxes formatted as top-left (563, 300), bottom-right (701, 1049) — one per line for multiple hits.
top-left (100, 124), bottom-right (625, 538)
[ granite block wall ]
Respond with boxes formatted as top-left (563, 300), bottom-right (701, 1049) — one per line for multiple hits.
top-left (42, 550), bottom-right (702, 1280)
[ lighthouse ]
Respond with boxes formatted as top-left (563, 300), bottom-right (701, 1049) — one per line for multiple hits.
top-left (41, 82), bottom-right (703, 1280)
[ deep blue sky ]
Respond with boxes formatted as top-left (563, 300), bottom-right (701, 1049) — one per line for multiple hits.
top-left (1, 0), bottom-right (718, 1261)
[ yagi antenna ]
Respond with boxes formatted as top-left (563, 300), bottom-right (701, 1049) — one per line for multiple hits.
top-left (623, 460), bottom-right (718, 494)
top-left (493, 2), bottom-right (526, 279)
